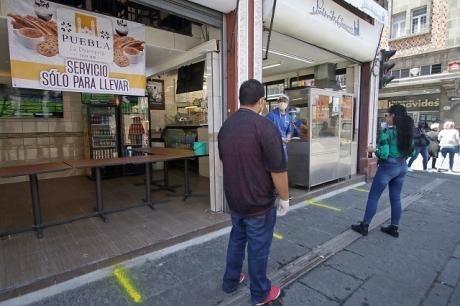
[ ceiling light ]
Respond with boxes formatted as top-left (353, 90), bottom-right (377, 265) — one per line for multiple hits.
top-left (263, 48), bottom-right (314, 64)
top-left (262, 63), bottom-right (282, 70)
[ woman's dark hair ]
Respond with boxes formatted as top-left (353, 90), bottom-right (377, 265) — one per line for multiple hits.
top-left (388, 104), bottom-right (414, 157)
top-left (417, 121), bottom-right (427, 129)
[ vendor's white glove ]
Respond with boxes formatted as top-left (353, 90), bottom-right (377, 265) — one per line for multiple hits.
top-left (277, 198), bottom-right (290, 216)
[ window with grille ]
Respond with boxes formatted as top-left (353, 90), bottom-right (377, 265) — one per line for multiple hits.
top-left (391, 13), bottom-right (406, 39)
top-left (411, 6), bottom-right (428, 35)
top-left (420, 65), bottom-right (431, 76)
top-left (431, 64), bottom-right (442, 74)
top-left (400, 69), bottom-right (410, 78)
top-left (391, 70), bottom-right (401, 79)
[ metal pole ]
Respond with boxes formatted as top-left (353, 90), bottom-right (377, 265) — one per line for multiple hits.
top-left (164, 161), bottom-right (169, 187)
top-left (145, 162), bottom-right (154, 209)
top-left (184, 159), bottom-right (189, 201)
top-left (264, 0), bottom-right (277, 60)
top-left (95, 167), bottom-right (106, 221)
top-left (29, 174), bottom-right (43, 239)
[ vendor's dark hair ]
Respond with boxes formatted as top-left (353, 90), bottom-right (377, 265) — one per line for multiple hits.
top-left (388, 104), bottom-right (414, 157)
top-left (239, 79), bottom-right (264, 106)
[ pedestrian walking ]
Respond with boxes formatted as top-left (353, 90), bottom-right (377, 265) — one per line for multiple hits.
top-left (426, 123), bottom-right (440, 170)
top-left (218, 79), bottom-right (289, 305)
top-left (407, 121), bottom-right (430, 171)
top-left (266, 94), bottom-right (292, 159)
top-left (351, 104), bottom-right (414, 238)
top-left (437, 121), bottom-right (460, 173)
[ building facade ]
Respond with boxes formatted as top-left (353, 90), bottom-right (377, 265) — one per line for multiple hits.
top-left (0, 0), bottom-right (387, 215)
top-left (379, 0), bottom-right (460, 128)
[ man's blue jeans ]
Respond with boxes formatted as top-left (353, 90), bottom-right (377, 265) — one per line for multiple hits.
top-left (223, 206), bottom-right (276, 305)
top-left (363, 158), bottom-right (408, 225)
top-left (407, 146), bottom-right (429, 169)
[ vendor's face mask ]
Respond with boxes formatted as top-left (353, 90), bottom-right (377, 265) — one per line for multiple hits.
top-left (278, 102), bottom-right (288, 111)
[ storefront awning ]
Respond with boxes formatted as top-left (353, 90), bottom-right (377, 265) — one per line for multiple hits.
top-left (263, 0), bottom-right (384, 63)
top-left (185, 0), bottom-right (237, 13)
top-left (342, 0), bottom-right (388, 24)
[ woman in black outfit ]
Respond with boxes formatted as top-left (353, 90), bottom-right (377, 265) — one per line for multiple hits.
top-left (426, 123), bottom-right (440, 170)
top-left (407, 121), bottom-right (430, 171)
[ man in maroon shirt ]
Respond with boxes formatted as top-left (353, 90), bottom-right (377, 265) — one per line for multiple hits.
top-left (218, 79), bottom-right (289, 305)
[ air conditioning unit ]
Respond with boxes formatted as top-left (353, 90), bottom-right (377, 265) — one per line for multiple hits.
top-left (409, 68), bottom-right (420, 77)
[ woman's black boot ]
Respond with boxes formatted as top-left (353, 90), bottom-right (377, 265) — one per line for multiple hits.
top-left (381, 225), bottom-right (399, 238)
top-left (351, 222), bottom-right (369, 236)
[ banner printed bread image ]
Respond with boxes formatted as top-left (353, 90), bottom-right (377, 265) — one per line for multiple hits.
top-left (113, 34), bottom-right (144, 67)
top-left (8, 13), bottom-right (59, 57)
top-left (8, 13), bottom-right (144, 66)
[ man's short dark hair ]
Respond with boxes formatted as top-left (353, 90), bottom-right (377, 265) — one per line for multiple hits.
top-left (239, 79), bottom-right (264, 106)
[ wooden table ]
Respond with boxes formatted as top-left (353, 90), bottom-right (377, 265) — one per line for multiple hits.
top-left (0, 162), bottom-right (72, 238)
top-left (132, 147), bottom-right (209, 201)
top-left (65, 155), bottom-right (175, 220)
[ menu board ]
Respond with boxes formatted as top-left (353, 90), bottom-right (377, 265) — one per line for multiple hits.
top-left (81, 93), bottom-right (115, 105)
top-left (0, 84), bottom-right (63, 118)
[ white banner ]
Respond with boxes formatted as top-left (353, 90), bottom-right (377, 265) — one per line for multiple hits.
top-left (6, 0), bottom-right (146, 95)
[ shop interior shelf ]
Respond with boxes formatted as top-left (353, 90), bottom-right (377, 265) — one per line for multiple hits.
top-left (91, 123), bottom-right (111, 126)
top-left (92, 146), bottom-right (117, 149)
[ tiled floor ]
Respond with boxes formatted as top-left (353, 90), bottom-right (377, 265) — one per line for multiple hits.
top-left (0, 169), bottom-right (227, 297)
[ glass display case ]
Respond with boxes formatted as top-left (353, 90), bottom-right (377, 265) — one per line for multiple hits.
top-left (84, 101), bottom-right (121, 179)
top-left (88, 105), bottom-right (119, 160)
top-left (286, 87), bottom-right (354, 188)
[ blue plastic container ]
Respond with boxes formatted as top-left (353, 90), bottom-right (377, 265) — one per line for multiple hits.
top-left (193, 141), bottom-right (207, 155)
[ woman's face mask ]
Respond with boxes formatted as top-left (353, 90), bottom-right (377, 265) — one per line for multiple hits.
top-left (278, 102), bottom-right (288, 111)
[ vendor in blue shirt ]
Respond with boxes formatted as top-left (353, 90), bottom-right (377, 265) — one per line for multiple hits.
top-left (266, 94), bottom-right (292, 158)
top-left (288, 107), bottom-right (302, 137)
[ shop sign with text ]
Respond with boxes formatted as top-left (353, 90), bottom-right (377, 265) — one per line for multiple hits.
top-left (6, 0), bottom-right (146, 95)
top-left (379, 94), bottom-right (440, 111)
top-left (262, 0), bottom-right (382, 61)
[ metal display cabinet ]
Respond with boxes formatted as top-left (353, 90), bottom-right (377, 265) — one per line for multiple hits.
top-left (87, 104), bottom-right (121, 178)
top-left (286, 88), bottom-right (354, 188)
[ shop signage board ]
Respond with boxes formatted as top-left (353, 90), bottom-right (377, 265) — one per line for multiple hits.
top-left (6, 0), bottom-right (146, 96)
top-left (262, 0), bottom-right (383, 62)
top-left (379, 94), bottom-right (440, 111)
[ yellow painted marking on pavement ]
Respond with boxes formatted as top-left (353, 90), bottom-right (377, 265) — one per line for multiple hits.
top-left (113, 266), bottom-right (143, 303)
top-left (273, 232), bottom-right (284, 240)
top-left (307, 199), bottom-right (342, 212)
top-left (352, 187), bottom-right (369, 193)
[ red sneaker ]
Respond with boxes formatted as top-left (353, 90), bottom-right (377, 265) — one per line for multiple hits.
top-left (239, 273), bottom-right (246, 283)
top-left (255, 285), bottom-right (281, 305)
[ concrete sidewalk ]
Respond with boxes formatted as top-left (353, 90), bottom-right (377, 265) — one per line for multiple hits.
top-left (3, 172), bottom-right (460, 306)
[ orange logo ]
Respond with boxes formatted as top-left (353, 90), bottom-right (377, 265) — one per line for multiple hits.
top-left (75, 12), bottom-right (98, 36)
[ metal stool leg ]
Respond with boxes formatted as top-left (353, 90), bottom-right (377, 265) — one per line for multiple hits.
top-left (144, 163), bottom-right (154, 210)
top-left (95, 167), bottom-right (106, 222)
top-left (29, 174), bottom-right (44, 239)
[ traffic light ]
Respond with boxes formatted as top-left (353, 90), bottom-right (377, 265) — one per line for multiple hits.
top-left (379, 49), bottom-right (396, 89)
